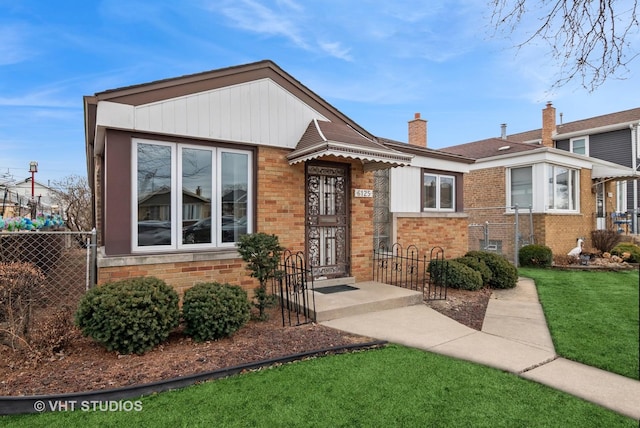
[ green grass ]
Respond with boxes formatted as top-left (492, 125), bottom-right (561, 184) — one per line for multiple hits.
top-left (2, 345), bottom-right (634, 427)
top-left (519, 267), bottom-right (639, 380)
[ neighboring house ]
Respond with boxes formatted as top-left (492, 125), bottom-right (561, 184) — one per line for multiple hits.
top-left (441, 130), bottom-right (639, 257)
top-left (508, 103), bottom-right (640, 232)
top-left (84, 60), bottom-right (472, 294)
top-left (1, 178), bottom-right (58, 217)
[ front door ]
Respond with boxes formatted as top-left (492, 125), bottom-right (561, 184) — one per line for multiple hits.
top-left (306, 162), bottom-right (350, 279)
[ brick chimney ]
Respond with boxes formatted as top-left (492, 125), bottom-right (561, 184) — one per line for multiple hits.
top-left (408, 112), bottom-right (427, 147)
top-left (542, 101), bottom-right (556, 147)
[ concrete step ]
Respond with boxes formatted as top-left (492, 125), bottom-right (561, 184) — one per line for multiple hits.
top-left (313, 277), bottom-right (356, 288)
top-left (306, 281), bottom-right (423, 322)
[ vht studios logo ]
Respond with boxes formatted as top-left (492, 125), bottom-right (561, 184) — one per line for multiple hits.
top-left (33, 400), bottom-right (143, 412)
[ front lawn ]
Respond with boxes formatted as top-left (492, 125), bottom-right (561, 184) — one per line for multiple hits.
top-left (2, 345), bottom-right (634, 427)
top-left (519, 267), bottom-right (639, 379)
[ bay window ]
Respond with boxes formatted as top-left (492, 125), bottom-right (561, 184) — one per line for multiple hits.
top-left (547, 165), bottom-right (578, 211)
top-left (133, 139), bottom-right (252, 252)
top-left (509, 166), bottom-right (532, 208)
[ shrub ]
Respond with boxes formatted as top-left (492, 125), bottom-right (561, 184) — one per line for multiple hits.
top-left (0, 261), bottom-right (45, 349)
top-left (518, 244), bottom-right (553, 268)
top-left (611, 242), bottom-right (640, 263)
top-left (453, 256), bottom-right (493, 285)
top-left (236, 233), bottom-right (283, 320)
top-left (464, 251), bottom-right (518, 289)
top-left (28, 306), bottom-right (76, 359)
top-left (75, 277), bottom-right (180, 355)
top-left (182, 282), bottom-right (251, 342)
top-left (590, 230), bottom-right (622, 253)
top-left (428, 259), bottom-right (483, 291)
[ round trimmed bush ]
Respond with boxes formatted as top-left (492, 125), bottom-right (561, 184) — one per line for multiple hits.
top-left (75, 277), bottom-right (180, 355)
top-left (518, 244), bottom-right (553, 268)
top-left (611, 242), bottom-right (640, 263)
top-left (465, 251), bottom-right (518, 289)
top-left (428, 259), bottom-right (483, 291)
top-left (182, 282), bottom-right (251, 342)
top-left (453, 256), bottom-right (493, 285)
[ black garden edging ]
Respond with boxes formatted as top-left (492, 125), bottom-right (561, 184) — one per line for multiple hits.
top-left (0, 340), bottom-right (387, 416)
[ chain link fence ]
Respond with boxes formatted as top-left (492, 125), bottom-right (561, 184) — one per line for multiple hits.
top-left (0, 230), bottom-right (96, 317)
top-left (466, 205), bottom-right (533, 266)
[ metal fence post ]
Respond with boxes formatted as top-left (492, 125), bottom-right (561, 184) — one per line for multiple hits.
top-left (514, 204), bottom-right (519, 267)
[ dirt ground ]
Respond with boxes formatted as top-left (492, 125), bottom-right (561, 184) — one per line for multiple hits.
top-left (0, 287), bottom-right (491, 396)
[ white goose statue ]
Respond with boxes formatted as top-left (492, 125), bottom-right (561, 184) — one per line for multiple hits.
top-left (567, 238), bottom-right (584, 258)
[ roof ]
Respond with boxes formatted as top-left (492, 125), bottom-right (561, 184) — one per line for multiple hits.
top-left (439, 138), bottom-right (540, 160)
top-left (508, 106), bottom-right (640, 143)
top-left (378, 138), bottom-right (475, 164)
top-left (287, 120), bottom-right (413, 170)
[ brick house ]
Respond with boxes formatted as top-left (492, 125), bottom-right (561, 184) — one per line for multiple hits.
top-left (84, 60), bottom-right (472, 294)
top-left (508, 103), bottom-right (640, 232)
top-left (442, 112), bottom-right (639, 257)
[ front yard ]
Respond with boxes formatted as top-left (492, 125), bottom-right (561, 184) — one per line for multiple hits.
top-left (519, 267), bottom-right (639, 380)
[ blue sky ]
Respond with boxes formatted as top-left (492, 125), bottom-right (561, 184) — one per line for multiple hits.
top-left (1, 0), bottom-right (639, 186)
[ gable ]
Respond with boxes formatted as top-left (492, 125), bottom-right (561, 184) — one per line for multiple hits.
top-left (94, 78), bottom-right (328, 151)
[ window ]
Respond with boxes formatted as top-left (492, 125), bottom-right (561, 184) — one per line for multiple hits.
top-left (616, 181), bottom-right (628, 213)
top-left (133, 139), bottom-right (252, 251)
top-left (509, 166), bottom-right (532, 208)
top-left (546, 165), bottom-right (578, 211)
top-left (570, 137), bottom-right (588, 155)
top-left (423, 173), bottom-right (455, 211)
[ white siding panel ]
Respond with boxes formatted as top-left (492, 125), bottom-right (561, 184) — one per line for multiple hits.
top-left (219, 88), bottom-right (232, 140)
top-left (96, 101), bottom-right (135, 129)
top-left (129, 78), bottom-right (327, 147)
top-left (390, 166), bottom-right (422, 212)
top-left (174, 97), bottom-right (187, 135)
top-left (147, 104), bottom-right (164, 132)
top-left (161, 101), bottom-right (175, 134)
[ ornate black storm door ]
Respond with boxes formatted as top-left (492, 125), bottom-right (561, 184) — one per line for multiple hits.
top-left (306, 162), bottom-right (350, 278)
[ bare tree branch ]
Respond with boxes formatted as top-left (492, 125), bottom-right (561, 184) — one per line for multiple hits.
top-left (490, 0), bottom-right (640, 91)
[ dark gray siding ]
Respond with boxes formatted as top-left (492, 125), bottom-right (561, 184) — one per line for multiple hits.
top-left (556, 139), bottom-right (569, 151)
top-left (589, 129), bottom-right (632, 167)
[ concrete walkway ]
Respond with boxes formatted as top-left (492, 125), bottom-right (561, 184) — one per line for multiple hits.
top-left (321, 277), bottom-right (640, 420)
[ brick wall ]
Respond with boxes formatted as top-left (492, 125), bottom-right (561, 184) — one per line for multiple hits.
top-left (98, 259), bottom-right (256, 298)
top-left (395, 215), bottom-right (468, 259)
top-left (464, 167), bottom-right (506, 209)
top-left (97, 147), bottom-right (379, 295)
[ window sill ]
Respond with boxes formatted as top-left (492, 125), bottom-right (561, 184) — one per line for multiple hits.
top-left (98, 247), bottom-right (240, 268)
top-left (394, 212), bottom-right (468, 219)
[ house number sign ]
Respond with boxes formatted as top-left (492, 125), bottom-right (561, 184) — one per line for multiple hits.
top-left (354, 189), bottom-right (373, 198)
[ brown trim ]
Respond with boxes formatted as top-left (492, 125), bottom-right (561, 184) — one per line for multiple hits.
top-left (420, 168), bottom-right (464, 213)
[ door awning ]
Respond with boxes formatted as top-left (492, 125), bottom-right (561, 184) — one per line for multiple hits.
top-left (287, 119), bottom-right (412, 171)
top-left (591, 162), bottom-right (640, 183)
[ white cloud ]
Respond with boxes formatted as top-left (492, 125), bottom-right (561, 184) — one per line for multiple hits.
top-left (217, 0), bottom-right (309, 49)
top-left (318, 41), bottom-right (353, 62)
top-left (0, 25), bottom-right (36, 65)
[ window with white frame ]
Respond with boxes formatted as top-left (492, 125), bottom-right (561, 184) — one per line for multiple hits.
top-left (133, 139), bottom-right (252, 251)
top-left (423, 173), bottom-right (455, 211)
top-left (616, 181), bottom-right (628, 213)
top-left (546, 165), bottom-right (578, 210)
top-left (570, 136), bottom-right (588, 155)
top-left (509, 166), bottom-right (533, 208)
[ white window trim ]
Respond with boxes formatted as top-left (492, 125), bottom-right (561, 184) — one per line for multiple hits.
top-left (569, 136), bottom-right (589, 156)
top-left (545, 164), bottom-right (580, 213)
top-left (616, 181), bottom-right (628, 213)
top-left (131, 139), bottom-right (253, 253)
top-left (506, 166), bottom-right (534, 210)
top-left (422, 173), bottom-right (456, 212)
